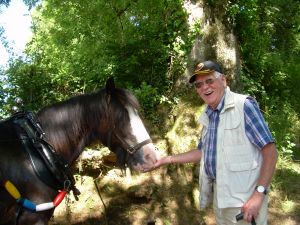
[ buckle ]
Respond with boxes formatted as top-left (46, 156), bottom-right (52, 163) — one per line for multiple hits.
top-left (127, 146), bottom-right (136, 154)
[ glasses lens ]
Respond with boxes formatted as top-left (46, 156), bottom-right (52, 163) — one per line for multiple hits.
top-left (194, 75), bottom-right (219, 89)
top-left (194, 81), bottom-right (203, 89)
top-left (205, 78), bottom-right (215, 85)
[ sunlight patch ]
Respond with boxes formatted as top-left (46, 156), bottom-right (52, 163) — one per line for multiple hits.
top-left (281, 200), bottom-right (296, 213)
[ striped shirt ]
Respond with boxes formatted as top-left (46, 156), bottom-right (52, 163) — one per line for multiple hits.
top-left (198, 96), bottom-right (274, 179)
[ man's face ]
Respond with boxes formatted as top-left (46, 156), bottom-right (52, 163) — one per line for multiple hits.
top-left (194, 72), bottom-right (226, 109)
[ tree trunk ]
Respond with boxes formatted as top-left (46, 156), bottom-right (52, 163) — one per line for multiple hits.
top-left (184, 0), bottom-right (241, 91)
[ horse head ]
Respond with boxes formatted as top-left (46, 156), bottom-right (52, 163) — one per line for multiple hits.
top-left (104, 77), bottom-right (158, 171)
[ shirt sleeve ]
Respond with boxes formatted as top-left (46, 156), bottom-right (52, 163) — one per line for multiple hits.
top-left (244, 97), bottom-right (274, 150)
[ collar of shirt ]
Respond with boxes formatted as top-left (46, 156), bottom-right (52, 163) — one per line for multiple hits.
top-left (205, 93), bottom-right (226, 117)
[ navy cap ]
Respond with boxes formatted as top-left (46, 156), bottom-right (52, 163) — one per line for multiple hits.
top-left (189, 61), bottom-right (223, 83)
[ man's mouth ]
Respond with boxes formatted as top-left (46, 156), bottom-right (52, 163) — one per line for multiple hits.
top-left (204, 91), bottom-right (213, 96)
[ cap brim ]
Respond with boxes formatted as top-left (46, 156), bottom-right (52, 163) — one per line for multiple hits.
top-left (189, 75), bottom-right (196, 83)
top-left (189, 69), bottom-right (215, 83)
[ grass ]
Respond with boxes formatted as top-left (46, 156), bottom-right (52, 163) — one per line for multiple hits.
top-left (49, 156), bottom-right (300, 225)
top-left (268, 157), bottom-right (300, 224)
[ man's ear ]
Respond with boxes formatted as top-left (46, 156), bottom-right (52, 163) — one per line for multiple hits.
top-left (221, 75), bottom-right (227, 87)
top-left (106, 77), bottom-right (115, 94)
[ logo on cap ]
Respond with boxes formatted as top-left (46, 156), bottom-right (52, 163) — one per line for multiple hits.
top-left (195, 63), bottom-right (204, 72)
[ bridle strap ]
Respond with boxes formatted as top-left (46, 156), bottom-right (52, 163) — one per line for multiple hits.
top-left (126, 138), bottom-right (152, 154)
top-left (113, 132), bottom-right (152, 154)
top-left (105, 93), bottom-right (152, 156)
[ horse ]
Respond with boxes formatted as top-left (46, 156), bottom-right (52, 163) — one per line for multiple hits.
top-left (0, 77), bottom-right (158, 225)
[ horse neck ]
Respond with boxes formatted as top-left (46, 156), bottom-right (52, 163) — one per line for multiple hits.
top-left (37, 100), bottom-right (107, 164)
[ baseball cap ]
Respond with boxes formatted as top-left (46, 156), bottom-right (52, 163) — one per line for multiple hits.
top-left (189, 60), bottom-right (223, 83)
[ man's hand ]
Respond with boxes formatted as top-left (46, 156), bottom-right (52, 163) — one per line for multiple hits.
top-left (142, 156), bottom-right (172, 172)
top-left (241, 191), bottom-right (265, 222)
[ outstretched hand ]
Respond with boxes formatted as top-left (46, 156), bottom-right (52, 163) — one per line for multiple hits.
top-left (142, 156), bottom-right (172, 172)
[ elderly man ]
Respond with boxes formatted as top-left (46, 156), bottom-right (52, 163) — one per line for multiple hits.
top-left (146, 61), bottom-right (277, 225)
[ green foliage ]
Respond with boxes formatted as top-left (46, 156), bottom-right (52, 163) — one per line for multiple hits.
top-left (223, 0), bottom-right (300, 159)
top-left (265, 102), bottom-right (300, 161)
top-left (225, 0), bottom-right (300, 106)
top-left (0, 0), bottom-right (194, 118)
top-left (131, 82), bottom-right (160, 122)
top-left (4, 59), bottom-right (57, 110)
top-left (2, 0), bottom-right (299, 162)
top-left (0, 68), bottom-right (9, 118)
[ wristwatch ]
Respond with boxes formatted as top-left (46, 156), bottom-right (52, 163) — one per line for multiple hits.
top-left (255, 185), bottom-right (268, 195)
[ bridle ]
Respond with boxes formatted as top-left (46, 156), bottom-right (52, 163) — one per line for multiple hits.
top-left (112, 132), bottom-right (152, 154)
top-left (105, 116), bottom-right (152, 157)
top-left (105, 93), bottom-right (152, 160)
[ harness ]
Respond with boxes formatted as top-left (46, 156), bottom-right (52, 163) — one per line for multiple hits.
top-left (1, 111), bottom-right (81, 224)
top-left (12, 111), bottom-right (79, 197)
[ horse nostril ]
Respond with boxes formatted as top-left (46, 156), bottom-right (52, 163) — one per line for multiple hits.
top-left (145, 154), bottom-right (157, 165)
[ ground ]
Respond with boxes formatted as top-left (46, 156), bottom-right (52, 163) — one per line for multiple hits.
top-left (49, 152), bottom-right (300, 225)
top-left (50, 164), bottom-right (206, 225)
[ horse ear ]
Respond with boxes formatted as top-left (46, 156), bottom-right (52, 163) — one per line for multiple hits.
top-left (106, 77), bottom-right (115, 94)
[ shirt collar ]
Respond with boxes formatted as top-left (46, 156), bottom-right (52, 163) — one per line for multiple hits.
top-left (205, 92), bottom-right (226, 117)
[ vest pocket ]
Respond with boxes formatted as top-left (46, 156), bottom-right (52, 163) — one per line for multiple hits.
top-left (223, 108), bottom-right (246, 146)
top-left (226, 161), bottom-right (258, 193)
top-left (224, 147), bottom-right (258, 193)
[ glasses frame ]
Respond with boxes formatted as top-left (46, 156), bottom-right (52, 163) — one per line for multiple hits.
top-left (193, 73), bottom-right (222, 89)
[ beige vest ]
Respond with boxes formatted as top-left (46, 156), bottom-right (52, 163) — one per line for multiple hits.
top-left (198, 87), bottom-right (262, 208)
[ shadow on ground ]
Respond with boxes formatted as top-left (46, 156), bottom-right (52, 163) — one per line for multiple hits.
top-left (50, 164), bottom-right (209, 225)
top-left (50, 161), bottom-right (300, 225)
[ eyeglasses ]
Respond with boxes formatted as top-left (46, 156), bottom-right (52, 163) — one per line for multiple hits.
top-left (194, 75), bottom-right (220, 89)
